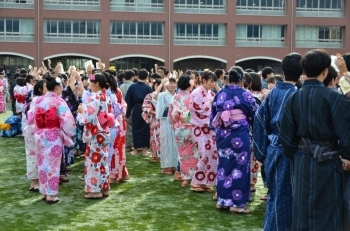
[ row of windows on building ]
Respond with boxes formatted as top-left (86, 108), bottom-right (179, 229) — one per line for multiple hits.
top-left (0, 18), bottom-right (344, 48)
top-left (0, 0), bottom-right (344, 16)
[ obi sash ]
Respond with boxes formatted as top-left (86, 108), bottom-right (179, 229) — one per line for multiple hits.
top-left (35, 107), bottom-right (60, 129)
top-left (298, 137), bottom-right (339, 163)
top-left (162, 107), bottom-right (169, 118)
top-left (15, 94), bottom-right (26, 104)
top-left (211, 109), bottom-right (246, 128)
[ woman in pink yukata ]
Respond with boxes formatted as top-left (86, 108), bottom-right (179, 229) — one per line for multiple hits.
top-left (189, 70), bottom-right (218, 192)
top-left (75, 71), bottom-right (113, 199)
top-left (33, 75), bottom-right (76, 204)
top-left (169, 75), bottom-right (198, 187)
top-left (26, 80), bottom-right (47, 192)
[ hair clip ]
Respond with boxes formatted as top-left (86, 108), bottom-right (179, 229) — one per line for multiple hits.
top-left (55, 77), bottom-right (62, 84)
top-left (90, 75), bottom-right (96, 81)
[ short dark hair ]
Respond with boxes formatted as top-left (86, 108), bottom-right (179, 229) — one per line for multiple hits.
top-left (243, 72), bottom-right (252, 89)
top-left (323, 66), bottom-right (338, 87)
top-left (25, 74), bottom-right (35, 83)
top-left (152, 78), bottom-right (161, 91)
top-left (151, 73), bottom-right (161, 79)
top-left (138, 69), bottom-right (148, 80)
top-left (245, 68), bottom-right (255, 73)
top-left (20, 68), bottom-right (28, 75)
top-left (132, 68), bottom-right (139, 76)
top-left (301, 49), bottom-right (331, 78)
top-left (157, 66), bottom-right (166, 73)
top-left (14, 73), bottom-right (20, 79)
top-left (33, 79), bottom-right (47, 96)
top-left (81, 76), bottom-right (88, 82)
top-left (177, 75), bottom-right (191, 90)
top-left (343, 53), bottom-right (350, 72)
top-left (250, 72), bottom-right (262, 92)
top-left (267, 77), bottom-right (276, 84)
top-left (16, 77), bottom-right (26, 87)
top-left (262, 67), bottom-right (273, 79)
top-left (214, 69), bottom-right (224, 78)
top-left (124, 70), bottom-right (135, 80)
top-left (282, 53), bottom-right (303, 82)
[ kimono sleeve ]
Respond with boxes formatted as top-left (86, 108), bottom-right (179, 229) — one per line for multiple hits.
top-left (253, 97), bottom-right (270, 163)
top-left (142, 93), bottom-right (153, 125)
top-left (189, 88), bottom-right (212, 126)
top-left (170, 95), bottom-right (181, 125)
top-left (57, 99), bottom-right (76, 146)
top-left (279, 95), bottom-right (299, 159)
top-left (27, 97), bottom-right (37, 126)
top-left (125, 85), bottom-right (134, 118)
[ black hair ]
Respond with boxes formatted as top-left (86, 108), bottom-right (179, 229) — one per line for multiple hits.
top-left (16, 77), bottom-right (26, 87)
top-left (25, 74), bottom-right (35, 84)
top-left (90, 73), bottom-right (109, 89)
top-left (229, 66), bottom-right (244, 79)
top-left (20, 68), bottom-right (28, 75)
top-left (138, 69), bottom-right (148, 80)
top-left (301, 49), bottom-right (331, 78)
top-left (274, 75), bottom-right (284, 82)
top-left (124, 70), bottom-right (135, 80)
top-left (214, 69), bottom-right (224, 78)
top-left (45, 75), bottom-right (61, 91)
top-left (201, 70), bottom-right (216, 83)
top-left (282, 53), bottom-right (303, 82)
top-left (152, 78), bottom-right (161, 91)
top-left (164, 70), bottom-right (169, 76)
top-left (151, 73), bottom-right (161, 79)
top-left (169, 77), bottom-right (176, 83)
top-left (132, 68), bottom-right (139, 76)
top-left (343, 53), bottom-right (350, 72)
top-left (14, 73), bottom-right (20, 79)
top-left (20, 74), bottom-right (27, 78)
top-left (243, 72), bottom-right (252, 89)
top-left (117, 72), bottom-right (125, 83)
top-left (245, 68), bottom-right (255, 73)
top-left (250, 72), bottom-right (262, 92)
top-left (262, 67), bottom-right (274, 79)
top-left (323, 66), bottom-right (338, 87)
top-left (177, 75), bottom-right (191, 90)
top-left (33, 79), bottom-right (47, 96)
top-left (295, 79), bottom-right (303, 89)
top-left (103, 71), bottom-right (117, 93)
top-left (267, 77), bottom-right (276, 84)
top-left (228, 69), bottom-right (241, 83)
top-left (157, 66), bottom-right (166, 73)
top-left (81, 76), bottom-right (88, 82)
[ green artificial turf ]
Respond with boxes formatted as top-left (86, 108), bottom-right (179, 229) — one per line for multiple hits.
top-left (0, 105), bottom-right (266, 231)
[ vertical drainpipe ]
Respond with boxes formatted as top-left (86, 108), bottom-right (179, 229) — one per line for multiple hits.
top-left (168, 0), bottom-right (171, 68)
top-left (37, 0), bottom-right (40, 66)
top-left (290, 0), bottom-right (293, 53)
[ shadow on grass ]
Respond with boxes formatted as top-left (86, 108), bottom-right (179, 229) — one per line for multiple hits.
top-left (0, 136), bottom-right (266, 231)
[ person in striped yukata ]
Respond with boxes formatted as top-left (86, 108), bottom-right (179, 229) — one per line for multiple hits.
top-left (279, 49), bottom-right (350, 231)
top-left (253, 53), bottom-right (303, 231)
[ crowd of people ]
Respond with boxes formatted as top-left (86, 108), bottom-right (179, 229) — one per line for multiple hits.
top-left (0, 49), bottom-right (350, 230)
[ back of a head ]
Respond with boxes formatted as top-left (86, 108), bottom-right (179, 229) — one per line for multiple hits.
top-left (20, 68), bottom-right (28, 75)
top-left (323, 66), bottom-right (338, 87)
top-left (282, 53), bottom-right (303, 82)
top-left (132, 68), bottom-right (139, 77)
top-left (177, 75), bottom-right (191, 90)
top-left (262, 67), bottom-right (273, 79)
top-left (124, 69), bottom-right (135, 80)
top-left (14, 73), bottom-right (20, 79)
top-left (16, 77), bottom-right (26, 87)
top-left (250, 72), bottom-right (262, 92)
top-left (343, 53), bottom-right (350, 73)
top-left (214, 68), bottom-right (224, 78)
top-left (228, 69), bottom-right (243, 83)
top-left (138, 69), bottom-right (148, 80)
top-left (229, 66), bottom-right (244, 79)
top-left (301, 49), bottom-right (331, 78)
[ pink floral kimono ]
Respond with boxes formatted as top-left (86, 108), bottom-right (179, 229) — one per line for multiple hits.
top-left (142, 93), bottom-right (160, 158)
top-left (0, 78), bottom-right (6, 113)
top-left (26, 96), bottom-right (39, 180)
top-left (77, 89), bottom-right (112, 193)
top-left (189, 85), bottom-right (218, 186)
top-left (33, 92), bottom-right (76, 196)
top-left (169, 89), bottom-right (198, 180)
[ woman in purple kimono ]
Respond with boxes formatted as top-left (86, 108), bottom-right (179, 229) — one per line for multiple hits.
top-left (210, 68), bottom-right (258, 214)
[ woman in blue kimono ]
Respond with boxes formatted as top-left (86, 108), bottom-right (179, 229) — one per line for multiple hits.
top-left (210, 68), bottom-right (258, 214)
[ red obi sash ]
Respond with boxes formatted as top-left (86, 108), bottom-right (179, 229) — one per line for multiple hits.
top-left (35, 107), bottom-right (60, 129)
top-left (14, 94), bottom-right (26, 104)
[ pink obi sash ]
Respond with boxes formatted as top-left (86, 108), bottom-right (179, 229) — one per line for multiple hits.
top-left (211, 109), bottom-right (246, 128)
top-left (35, 107), bottom-right (60, 129)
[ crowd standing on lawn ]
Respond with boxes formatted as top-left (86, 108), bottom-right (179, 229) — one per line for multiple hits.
top-left (1, 49), bottom-right (350, 230)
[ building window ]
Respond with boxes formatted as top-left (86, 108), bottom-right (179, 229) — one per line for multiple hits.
top-left (0, 18), bottom-right (34, 42)
top-left (236, 0), bottom-right (285, 15)
top-left (174, 0), bottom-right (226, 14)
top-left (236, 24), bottom-right (285, 47)
top-left (296, 0), bottom-right (343, 17)
top-left (296, 26), bottom-right (343, 48)
top-left (0, 0), bottom-right (34, 9)
top-left (174, 23), bottom-right (226, 46)
top-left (44, 20), bottom-right (100, 43)
top-left (110, 21), bottom-right (164, 45)
top-left (43, 0), bottom-right (100, 11)
top-left (110, 0), bottom-right (164, 12)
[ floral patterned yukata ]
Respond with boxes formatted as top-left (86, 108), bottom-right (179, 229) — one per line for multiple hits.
top-left (77, 89), bottom-right (111, 193)
top-left (0, 78), bottom-right (6, 113)
top-left (142, 93), bottom-right (160, 158)
top-left (210, 84), bottom-right (258, 208)
top-left (169, 90), bottom-right (198, 180)
top-left (110, 88), bottom-right (129, 181)
top-left (33, 92), bottom-right (76, 196)
top-left (189, 85), bottom-right (218, 186)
